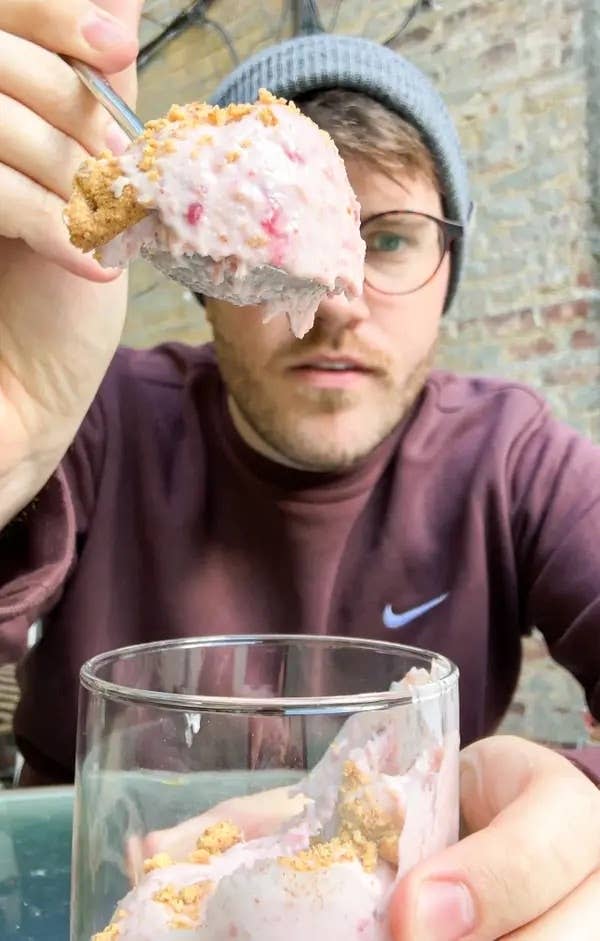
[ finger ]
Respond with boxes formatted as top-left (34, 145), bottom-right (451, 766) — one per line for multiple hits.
top-left (95, 0), bottom-right (145, 32)
top-left (144, 786), bottom-right (308, 856)
top-left (0, 162), bottom-right (119, 281)
top-left (458, 736), bottom-right (600, 837)
top-left (126, 786), bottom-right (309, 879)
top-left (501, 868), bottom-right (600, 940)
top-left (0, 0), bottom-right (138, 74)
top-left (390, 736), bottom-right (600, 941)
top-left (87, 0), bottom-right (145, 103)
top-left (0, 93), bottom-right (91, 200)
top-left (0, 32), bottom-right (128, 157)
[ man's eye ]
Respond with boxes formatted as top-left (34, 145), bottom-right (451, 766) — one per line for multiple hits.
top-left (366, 232), bottom-right (407, 252)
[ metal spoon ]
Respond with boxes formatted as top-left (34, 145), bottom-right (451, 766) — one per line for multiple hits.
top-left (64, 56), bottom-right (143, 139)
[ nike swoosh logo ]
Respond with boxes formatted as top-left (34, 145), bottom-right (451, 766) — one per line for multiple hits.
top-left (382, 593), bottom-right (449, 629)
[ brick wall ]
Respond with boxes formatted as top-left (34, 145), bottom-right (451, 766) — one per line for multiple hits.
top-left (125, 0), bottom-right (599, 438)
top-left (407, 0), bottom-right (600, 440)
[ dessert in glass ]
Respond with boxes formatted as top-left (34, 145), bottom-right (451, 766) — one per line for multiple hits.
top-left (70, 635), bottom-right (459, 941)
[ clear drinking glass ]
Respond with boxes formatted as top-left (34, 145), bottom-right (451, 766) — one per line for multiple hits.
top-left (71, 635), bottom-right (459, 941)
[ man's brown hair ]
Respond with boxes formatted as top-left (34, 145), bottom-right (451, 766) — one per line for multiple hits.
top-left (296, 88), bottom-right (441, 193)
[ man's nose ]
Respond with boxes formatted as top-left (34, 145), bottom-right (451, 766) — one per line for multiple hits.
top-left (313, 288), bottom-right (371, 331)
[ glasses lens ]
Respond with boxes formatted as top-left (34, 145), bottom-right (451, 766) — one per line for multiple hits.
top-left (362, 212), bottom-right (445, 294)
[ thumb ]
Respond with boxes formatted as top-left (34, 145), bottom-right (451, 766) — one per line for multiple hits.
top-left (388, 736), bottom-right (599, 941)
top-left (93, 0), bottom-right (144, 104)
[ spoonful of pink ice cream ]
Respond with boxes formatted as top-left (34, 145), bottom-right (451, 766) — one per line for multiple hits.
top-left (65, 73), bottom-right (365, 338)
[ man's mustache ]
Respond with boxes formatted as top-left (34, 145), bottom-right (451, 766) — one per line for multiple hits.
top-left (275, 320), bottom-right (392, 374)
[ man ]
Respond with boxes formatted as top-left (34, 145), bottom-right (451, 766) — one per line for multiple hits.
top-left (0, 1), bottom-right (599, 938)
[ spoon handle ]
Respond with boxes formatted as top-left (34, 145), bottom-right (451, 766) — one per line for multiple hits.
top-left (64, 56), bottom-right (144, 141)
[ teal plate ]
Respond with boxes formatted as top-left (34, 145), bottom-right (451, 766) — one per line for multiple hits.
top-left (0, 769), bottom-right (303, 940)
top-left (0, 786), bottom-right (74, 940)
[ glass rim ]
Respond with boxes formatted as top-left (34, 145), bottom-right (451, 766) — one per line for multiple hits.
top-left (79, 634), bottom-right (459, 716)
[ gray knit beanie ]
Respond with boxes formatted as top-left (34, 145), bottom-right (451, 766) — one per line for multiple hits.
top-left (212, 33), bottom-right (471, 312)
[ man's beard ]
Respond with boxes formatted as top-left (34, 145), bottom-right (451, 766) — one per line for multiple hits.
top-left (212, 321), bottom-right (436, 471)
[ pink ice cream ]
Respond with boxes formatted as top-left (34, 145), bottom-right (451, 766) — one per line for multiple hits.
top-left (92, 667), bottom-right (458, 941)
top-left (96, 90), bottom-right (365, 338)
top-left (102, 843), bottom-right (394, 941)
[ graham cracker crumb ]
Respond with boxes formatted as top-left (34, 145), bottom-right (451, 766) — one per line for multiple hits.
top-left (258, 107), bottom-right (279, 127)
top-left (208, 108), bottom-right (227, 126)
top-left (360, 839), bottom-right (379, 872)
top-left (258, 88), bottom-right (287, 107)
top-left (341, 828), bottom-right (378, 872)
top-left (276, 762), bottom-right (403, 875)
top-left (188, 847), bottom-right (210, 864)
top-left (198, 820), bottom-right (242, 854)
top-left (168, 104), bottom-right (187, 122)
top-left (65, 157), bottom-right (148, 251)
top-left (378, 833), bottom-right (400, 866)
top-left (187, 820), bottom-right (242, 863)
top-left (336, 760), bottom-right (404, 870)
top-left (278, 837), bottom-right (356, 872)
top-left (143, 852), bottom-right (173, 873)
top-left (224, 102), bottom-right (254, 121)
top-left (91, 925), bottom-right (120, 941)
top-left (153, 881), bottom-right (213, 926)
top-left (170, 913), bottom-right (196, 929)
top-left (342, 761), bottom-right (369, 790)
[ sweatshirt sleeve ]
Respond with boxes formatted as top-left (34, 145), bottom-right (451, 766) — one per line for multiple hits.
top-left (0, 378), bottom-right (108, 667)
top-left (511, 404), bottom-right (600, 730)
top-left (558, 746), bottom-right (600, 787)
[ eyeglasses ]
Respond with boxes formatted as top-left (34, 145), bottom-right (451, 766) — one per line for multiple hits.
top-left (360, 211), bottom-right (464, 296)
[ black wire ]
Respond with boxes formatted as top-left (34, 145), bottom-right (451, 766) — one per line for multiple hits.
top-left (328, 0), bottom-right (343, 32)
top-left (293, 0), bottom-right (325, 35)
top-left (202, 15), bottom-right (240, 65)
top-left (384, 0), bottom-right (434, 46)
top-left (137, 0), bottom-right (436, 74)
top-left (138, 21), bottom-right (186, 68)
top-left (138, 1), bottom-right (201, 69)
top-left (138, 0), bottom-right (217, 70)
top-left (276, 0), bottom-right (292, 42)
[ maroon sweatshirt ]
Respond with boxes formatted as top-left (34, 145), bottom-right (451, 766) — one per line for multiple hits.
top-left (1, 343), bottom-right (599, 784)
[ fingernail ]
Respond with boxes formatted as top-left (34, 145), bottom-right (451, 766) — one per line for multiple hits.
top-left (415, 880), bottom-right (476, 941)
top-left (105, 122), bottom-right (130, 155)
top-left (81, 11), bottom-right (133, 51)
